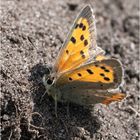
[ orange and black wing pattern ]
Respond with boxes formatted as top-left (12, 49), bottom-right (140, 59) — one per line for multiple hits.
top-left (56, 59), bottom-right (123, 90)
top-left (55, 5), bottom-right (98, 74)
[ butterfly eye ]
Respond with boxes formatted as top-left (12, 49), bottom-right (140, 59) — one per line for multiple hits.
top-left (47, 78), bottom-right (54, 85)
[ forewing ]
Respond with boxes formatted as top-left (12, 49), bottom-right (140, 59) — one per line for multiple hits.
top-left (54, 5), bottom-right (100, 74)
top-left (56, 59), bottom-right (123, 90)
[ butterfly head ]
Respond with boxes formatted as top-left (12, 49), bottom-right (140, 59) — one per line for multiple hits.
top-left (43, 72), bottom-right (55, 93)
top-left (42, 64), bottom-right (54, 88)
top-left (43, 72), bottom-right (62, 101)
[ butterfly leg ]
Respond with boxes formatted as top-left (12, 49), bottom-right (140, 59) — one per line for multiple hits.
top-left (54, 94), bottom-right (58, 117)
top-left (40, 90), bottom-right (47, 103)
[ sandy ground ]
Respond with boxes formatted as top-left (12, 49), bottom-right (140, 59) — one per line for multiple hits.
top-left (1, 0), bottom-right (139, 139)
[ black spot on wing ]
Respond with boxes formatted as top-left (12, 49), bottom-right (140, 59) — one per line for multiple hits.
top-left (86, 69), bottom-right (94, 74)
top-left (104, 69), bottom-right (110, 72)
top-left (79, 23), bottom-right (83, 28)
top-left (71, 36), bottom-right (76, 44)
top-left (101, 66), bottom-right (106, 70)
top-left (100, 73), bottom-right (105, 77)
top-left (77, 73), bottom-right (82, 77)
top-left (80, 35), bottom-right (84, 41)
top-left (104, 77), bottom-right (110, 81)
top-left (66, 50), bottom-right (69, 54)
top-left (75, 24), bottom-right (79, 29)
top-left (84, 40), bottom-right (88, 46)
top-left (82, 25), bottom-right (86, 30)
top-left (69, 77), bottom-right (73, 81)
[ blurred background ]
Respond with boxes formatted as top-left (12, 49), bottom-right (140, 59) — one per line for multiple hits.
top-left (1, 0), bottom-right (139, 139)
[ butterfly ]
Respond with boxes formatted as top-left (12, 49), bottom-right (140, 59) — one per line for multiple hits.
top-left (43, 5), bottom-right (125, 112)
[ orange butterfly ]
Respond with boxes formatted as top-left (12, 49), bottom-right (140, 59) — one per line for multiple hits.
top-left (43, 5), bottom-right (125, 110)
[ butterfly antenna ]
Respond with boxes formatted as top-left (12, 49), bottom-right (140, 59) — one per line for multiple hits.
top-left (54, 94), bottom-right (58, 117)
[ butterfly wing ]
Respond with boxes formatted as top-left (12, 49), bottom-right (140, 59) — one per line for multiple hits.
top-left (56, 58), bottom-right (123, 90)
top-left (59, 89), bottom-right (125, 106)
top-left (54, 5), bottom-right (103, 74)
top-left (54, 58), bottom-right (125, 105)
